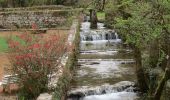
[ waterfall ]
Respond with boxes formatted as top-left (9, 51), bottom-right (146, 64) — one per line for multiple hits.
top-left (115, 32), bottom-right (119, 40)
top-left (80, 21), bottom-right (121, 42)
top-left (84, 16), bottom-right (90, 22)
top-left (67, 81), bottom-right (139, 100)
top-left (68, 21), bottom-right (138, 100)
top-left (80, 30), bottom-right (121, 41)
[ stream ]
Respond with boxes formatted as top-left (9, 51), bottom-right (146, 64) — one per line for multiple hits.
top-left (67, 20), bottom-right (139, 100)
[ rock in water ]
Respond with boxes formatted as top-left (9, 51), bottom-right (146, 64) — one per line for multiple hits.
top-left (37, 93), bottom-right (52, 100)
top-left (90, 9), bottom-right (98, 29)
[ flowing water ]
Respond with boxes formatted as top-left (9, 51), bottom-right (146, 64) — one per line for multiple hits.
top-left (67, 21), bottom-right (139, 100)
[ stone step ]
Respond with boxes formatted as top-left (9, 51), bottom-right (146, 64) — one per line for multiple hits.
top-left (1, 75), bottom-right (18, 85)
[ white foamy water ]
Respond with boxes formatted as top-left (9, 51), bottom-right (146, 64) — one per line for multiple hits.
top-left (68, 81), bottom-right (138, 100)
top-left (83, 91), bottom-right (138, 100)
top-left (80, 22), bottom-right (105, 30)
top-left (80, 50), bottom-right (118, 55)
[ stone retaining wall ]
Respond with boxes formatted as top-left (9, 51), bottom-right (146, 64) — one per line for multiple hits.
top-left (0, 10), bottom-right (73, 29)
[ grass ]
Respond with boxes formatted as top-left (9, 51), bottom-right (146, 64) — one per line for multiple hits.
top-left (97, 12), bottom-right (105, 21)
top-left (0, 37), bottom-right (8, 52)
top-left (0, 35), bottom-right (24, 52)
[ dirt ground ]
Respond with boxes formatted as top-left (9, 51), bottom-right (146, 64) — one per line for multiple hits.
top-left (0, 53), bottom-right (17, 99)
top-left (0, 53), bottom-right (11, 80)
top-left (0, 29), bottom-right (69, 38)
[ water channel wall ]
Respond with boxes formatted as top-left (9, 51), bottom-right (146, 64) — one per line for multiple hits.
top-left (52, 19), bottom-right (80, 100)
top-left (37, 18), bottom-right (81, 100)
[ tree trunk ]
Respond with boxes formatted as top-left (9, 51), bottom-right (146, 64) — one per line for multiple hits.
top-left (152, 58), bottom-right (170, 100)
top-left (152, 31), bottom-right (170, 100)
top-left (149, 39), bottom-right (159, 68)
top-left (134, 46), bottom-right (149, 93)
top-left (160, 33), bottom-right (169, 70)
top-left (90, 9), bottom-right (98, 29)
top-left (7, 0), bottom-right (14, 7)
top-left (101, 0), bottom-right (106, 11)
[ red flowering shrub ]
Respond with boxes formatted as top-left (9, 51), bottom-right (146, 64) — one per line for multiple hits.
top-left (8, 32), bottom-right (68, 99)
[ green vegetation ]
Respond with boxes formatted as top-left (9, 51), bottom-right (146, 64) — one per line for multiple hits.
top-left (0, 35), bottom-right (25, 52)
top-left (105, 0), bottom-right (170, 99)
top-left (0, 37), bottom-right (8, 52)
top-left (97, 12), bottom-right (105, 21)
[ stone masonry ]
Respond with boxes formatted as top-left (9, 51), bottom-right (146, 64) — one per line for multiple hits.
top-left (0, 10), bottom-right (72, 29)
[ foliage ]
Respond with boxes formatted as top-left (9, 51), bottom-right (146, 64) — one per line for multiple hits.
top-left (97, 12), bottom-right (105, 21)
top-left (92, 0), bottom-right (104, 11)
top-left (8, 32), bottom-right (68, 99)
top-left (0, 35), bottom-right (25, 52)
top-left (106, 0), bottom-right (170, 99)
top-left (115, 1), bottom-right (154, 47)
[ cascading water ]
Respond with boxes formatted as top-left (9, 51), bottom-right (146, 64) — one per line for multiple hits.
top-left (67, 19), bottom-right (139, 100)
top-left (80, 22), bottom-right (120, 42)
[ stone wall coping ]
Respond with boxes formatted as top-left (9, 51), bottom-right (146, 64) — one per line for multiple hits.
top-left (0, 5), bottom-right (72, 12)
top-left (0, 9), bottom-right (82, 14)
top-left (0, 28), bottom-right (70, 31)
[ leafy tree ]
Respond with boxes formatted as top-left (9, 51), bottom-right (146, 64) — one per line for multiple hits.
top-left (105, 0), bottom-right (170, 99)
top-left (92, 0), bottom-right (106, 11)
top-left (114, 1), bottom-right (150, 93)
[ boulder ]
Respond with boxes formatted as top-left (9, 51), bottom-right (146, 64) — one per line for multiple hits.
top-left (37, 93), bottom-right (52, 100)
